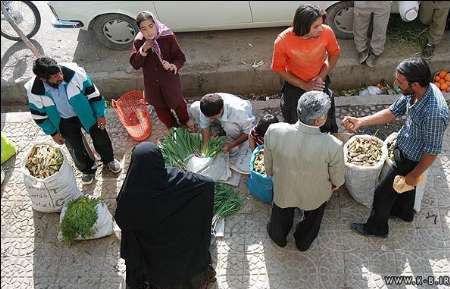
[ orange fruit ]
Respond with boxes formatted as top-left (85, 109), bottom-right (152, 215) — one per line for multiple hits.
top-left (438, 71), bottom-right (447, 78)
top-left (439, 78), bottom-right (446, 85)
top-left (441, 82), bottom-right (448, 91)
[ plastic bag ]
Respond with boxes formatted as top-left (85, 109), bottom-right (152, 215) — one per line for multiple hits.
top-left (22, 142), bottom-right (82, 212)
top-left (186, 153), bottom-right (232, 182)
top-left (1, 132), bottom-right (17, 164)
top-left (246, 145), bottom-right (273, 204)
top-left (344, 135), bottom-right (388, 207)
top-left (58, 200), bottom-right (114, 241)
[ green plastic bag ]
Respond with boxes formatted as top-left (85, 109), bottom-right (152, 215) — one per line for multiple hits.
top-left (1, 132), bottom-right (17, 164)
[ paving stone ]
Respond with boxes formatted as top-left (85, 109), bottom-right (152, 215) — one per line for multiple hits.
top-left (2, 102), bottom-right (450, 288)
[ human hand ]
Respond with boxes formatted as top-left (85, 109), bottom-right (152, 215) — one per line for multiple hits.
top-left (304, 78), bottom-right (325, 91)
top-left (142, 40), bottom-right (153, 53)
top-left (342, 116), bottom-right (362, 133)
top-left (405, 173), bottom-right (420, 186)
top-left (52, 133), bottom-right (65, 145)
top-left (162, 60), bottom-right (177, 74)
top-left (97, 117), bottom-right (107, 130)
top-left (222, 143), bottom-right (233, 153)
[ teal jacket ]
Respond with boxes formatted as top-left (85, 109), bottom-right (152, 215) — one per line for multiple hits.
top-left (25, 63), bottom-right (105, 135)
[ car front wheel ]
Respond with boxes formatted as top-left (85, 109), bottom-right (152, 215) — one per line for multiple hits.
top-left (326, 1), bottom-right (355, 39)
top-left (91, 13), bottom-right (138, 50)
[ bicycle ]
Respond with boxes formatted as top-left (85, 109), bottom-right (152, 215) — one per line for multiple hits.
top-left (1, 1), bottom-right (41, 41)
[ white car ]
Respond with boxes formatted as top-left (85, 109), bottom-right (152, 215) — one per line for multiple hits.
top-left (47, 1), bottom-right (413, 50)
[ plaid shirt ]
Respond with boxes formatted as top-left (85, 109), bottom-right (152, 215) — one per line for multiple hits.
top-left (389, 83), bottom-right (449, 161)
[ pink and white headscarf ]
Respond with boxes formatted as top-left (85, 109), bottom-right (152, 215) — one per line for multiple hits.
top-left (135, 11), bottom-right (174, 62)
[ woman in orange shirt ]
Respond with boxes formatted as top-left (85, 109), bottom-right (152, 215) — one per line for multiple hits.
top-left (271, 4), bottom-right (340, 133)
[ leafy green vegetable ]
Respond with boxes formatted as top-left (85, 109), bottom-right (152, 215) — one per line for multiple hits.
top-left (214, 183), bottom-right (243, 218)
top-left (60, 196), bottom-right (100, 244)
top-left (159, 128), bottom-right (226, 169)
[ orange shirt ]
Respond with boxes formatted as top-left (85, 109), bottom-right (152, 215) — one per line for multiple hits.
top-left (271, 25), bottom-right (340, 82)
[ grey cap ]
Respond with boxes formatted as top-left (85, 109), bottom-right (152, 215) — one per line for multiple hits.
top-left (297, 91), bottom-right (331, 125)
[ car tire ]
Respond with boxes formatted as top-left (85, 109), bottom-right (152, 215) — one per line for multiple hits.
top-left (91, 13), bottom-right (138, 50)
top-left (326, 1), bottom-right (354, 39)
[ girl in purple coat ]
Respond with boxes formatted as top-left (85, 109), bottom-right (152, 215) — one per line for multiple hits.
top-left (130, 11), bottom-right (194, 130)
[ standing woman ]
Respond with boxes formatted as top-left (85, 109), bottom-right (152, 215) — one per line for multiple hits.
top-left (115, 142), bottom-right (216, 289)
top-left (130, 11), bottom-right (194, 130)
top-left (271, 4), bottom-right (340, 133)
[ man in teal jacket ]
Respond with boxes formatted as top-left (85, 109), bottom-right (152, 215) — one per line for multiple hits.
top-left (25, 57), bottom-right (121, 184)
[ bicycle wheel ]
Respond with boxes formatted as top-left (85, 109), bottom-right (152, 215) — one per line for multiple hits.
top-left (1, 1), bottom-right (41, 41)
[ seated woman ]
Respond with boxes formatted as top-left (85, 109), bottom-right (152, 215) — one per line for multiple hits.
top-left (115, 142), bottom-right (216, 289)
top-left (248, 114), bottom-right (279, 150)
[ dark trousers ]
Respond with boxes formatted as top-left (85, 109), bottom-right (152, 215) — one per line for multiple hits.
top-left (365, 148), bottom-right (419, 235)
top-left (154, 102), bottom-right (190, 130)
top-left (268, 202), bottom-right (326, 251)
top-left (280, 79), bottom-right (338, 133)
top-left (59, 117), bottom-right (114, 174)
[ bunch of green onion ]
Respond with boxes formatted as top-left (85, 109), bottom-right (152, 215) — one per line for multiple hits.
top-left (159, 128), bottom-right (226, 169)
top-left (213, 183), bottom-right (243, 221)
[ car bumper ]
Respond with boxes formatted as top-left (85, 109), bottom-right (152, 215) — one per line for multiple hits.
top-left (51, 18), bottom-right (83, 28)
top-left (48, 3), bottom-right (83, 28)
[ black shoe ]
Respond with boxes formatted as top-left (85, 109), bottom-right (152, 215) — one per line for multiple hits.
top-left (358, 50), bottom-right (369, 64)
top-left (365, 53), bottom-right (379, 68)
top-left (390, 211), bottom-right (414, 223)
top-left (422, 43), bottom-right (435, 60)
top-left (350, 223), bottom-right (388, 238)
top-left (267, 223), bottom-right (287, 247)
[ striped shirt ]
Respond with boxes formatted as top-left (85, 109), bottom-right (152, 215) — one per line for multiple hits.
top-left (389, 83), bottom-right (449, 161)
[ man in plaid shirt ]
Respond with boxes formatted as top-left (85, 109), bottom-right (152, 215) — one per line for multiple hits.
top-left (342, 57), bottom-right (449, 238)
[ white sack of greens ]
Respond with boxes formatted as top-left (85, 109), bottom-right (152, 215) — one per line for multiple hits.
top-left (58, 196), bottom-right (113, 243)
top-left (343, 135), bottom-right (388, 207)
top-left (159, 128), bottom-right (231, 181)
top-left (23, 143), bottom-right (82, 212)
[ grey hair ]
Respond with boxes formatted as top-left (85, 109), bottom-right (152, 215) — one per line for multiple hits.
top-left (297, 91), bottom-right (331, 125)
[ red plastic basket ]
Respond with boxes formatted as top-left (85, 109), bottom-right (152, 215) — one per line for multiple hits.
top-left (112, 90), bottom-right (152, 141)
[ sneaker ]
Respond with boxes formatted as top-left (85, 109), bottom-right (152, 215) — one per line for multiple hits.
top-left (358, 50), bottom-right (369, 64)
top-left (422, 43), bottom-right (434, 60)
top-left (81, 173), bottom-right (95, 185)
top-left (107, 159), bottom-right (122, 174)
top-left (366, 53), bottom-right (379, 68)
top-left (350, 223), bottom-right (388, 238)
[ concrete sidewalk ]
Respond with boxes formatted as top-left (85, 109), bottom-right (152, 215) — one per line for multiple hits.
top-left (1, 1), bottom-right (449, 105)
top-left (1, 93), bottom-right (449, 289)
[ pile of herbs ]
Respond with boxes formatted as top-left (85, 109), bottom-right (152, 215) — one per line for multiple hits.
top-left (159, 128), bottom-right (226, 170)
top-left (60, 196), bottom-right (100, 243)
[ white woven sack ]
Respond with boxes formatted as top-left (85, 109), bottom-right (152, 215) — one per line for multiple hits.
top-left (58, 200), bottom-right (114, 241)
top-left (380, 132), bottom-right (427, 212)
top-left (23, 142), bottom-right (82, 213)
top-left (344, 135), bottom-right (388, 207)
top-left (380, 132), bottom-right (398, 181)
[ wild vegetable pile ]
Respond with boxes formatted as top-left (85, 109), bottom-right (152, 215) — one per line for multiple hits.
top-left (159, 128), bottom-right (243, 218)
top-left (214, 183), bottom-right (243, 220)
top-left (60, 196), bottom-right (100, 243)
top-left (159, 128), bottom-right (226, 170)
top-left (25, 144), bottom-right (64, 178)
top-left (346, 137), bottom-right (383, 166)
top-left (253, 150), bottom-right (266, 175)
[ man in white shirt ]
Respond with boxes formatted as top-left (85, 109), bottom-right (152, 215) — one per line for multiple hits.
top-left (190, 93), bottom-right (256, 173)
